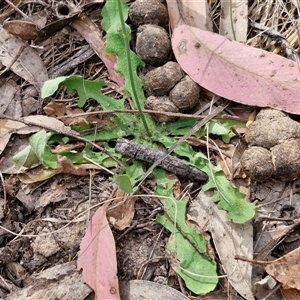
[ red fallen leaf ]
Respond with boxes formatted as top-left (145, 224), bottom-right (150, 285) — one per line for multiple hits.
top-left (169, 12), bottom-right (300, 114)
top-left (77, 203), bottom-right (120, 300)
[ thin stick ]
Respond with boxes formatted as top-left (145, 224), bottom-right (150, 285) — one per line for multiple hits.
top-left (57, 108), bottom-right (247, 122)
top-left (0, 114), bottom-right (123, 168)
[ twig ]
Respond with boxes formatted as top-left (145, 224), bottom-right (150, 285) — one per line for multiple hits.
top-left (0, 157), bottom-right (7, 209)
top-left (137, 101), bottom-right (230, 186)
top-left (115, 138), bottom-right (208, 182)
top-left (57, 109), bottom-right (247, 123)
top-left (49, 45), bottom-right (94, 78)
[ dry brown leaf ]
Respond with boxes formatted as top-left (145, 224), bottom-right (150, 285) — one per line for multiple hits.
top-left (231, 139), bottom-right (248, 179)
top-left (281, 286), bottom-right (300, 300)
top-left (71, 14), bottom-right (125, 87)
top-left (0, 79), bottom-right (20, 115)
top-left (264, 247), bottom-right (300, 289)
top-left (57, 156), bottom-right (103, 176)
top-left (52, 142), bottom-right (85, 154)
top-left (213, 140), bottom-right (235, 180)
top-left (7, 262), bottom-right (92, 300)
top-left (44, 101), bottom-right (107, 127)
top-left (0, 119), bottom-right (39, 154)
top-left (236, 246), bottom-right (300, 290)
top-left (3, 20), bottom-right (41, 40)
top-left (107, 188), bottom-right (137, 230)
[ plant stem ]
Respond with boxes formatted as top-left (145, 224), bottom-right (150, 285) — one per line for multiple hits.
top-left (117, 0), bottom-right (150, 136)
top-left (229, 0), bottom-right (237, 41)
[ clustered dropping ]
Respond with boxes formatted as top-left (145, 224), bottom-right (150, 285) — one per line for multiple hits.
top-left (240, 109), bottom-right (300, 181)
top-left (129, 0), bottom-right (201, 122)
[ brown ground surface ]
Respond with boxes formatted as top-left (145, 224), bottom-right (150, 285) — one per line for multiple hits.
top-left (1, 1), bottom-right (300, 300)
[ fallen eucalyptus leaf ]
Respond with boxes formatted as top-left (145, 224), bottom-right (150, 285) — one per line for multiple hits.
top-left (170, 19), bottom-right (300, 114)
top-left (78, 203), bottom-right (120, 299)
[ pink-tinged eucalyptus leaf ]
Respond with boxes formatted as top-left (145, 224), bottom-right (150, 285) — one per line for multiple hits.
top-left (77, 203), bottom-right (120, 300)
top-left (71, 16), bottom-right (124, 87)
top-left (171, 19), bottom-right (300, 114)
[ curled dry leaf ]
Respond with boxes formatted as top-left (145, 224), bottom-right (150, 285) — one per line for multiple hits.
top-left (167, 4), bottom-right (300, 114)
top-left (107, 188), bottom-right (137, 230)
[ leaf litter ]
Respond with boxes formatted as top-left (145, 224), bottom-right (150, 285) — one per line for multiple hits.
top-left (0, 0), bottom-right (300, 299)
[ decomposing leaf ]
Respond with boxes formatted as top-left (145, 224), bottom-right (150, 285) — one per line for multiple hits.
top-left (168, 11), bottom-right (300, 114)
top-left (189, 190), bottom-right (255, 300)
top-left (119, 280), bottom-right (190, 300)
top-left (18, 168), bottom-right (60, 184)
top-left (0, 79), bottom-right (20, 115)
top-left (23, 115), bottom-right (78, 135)
top-left (7, 262), bottom-right (92, 300)
top-left (254, 218), bottom-right (300, 260)
top-left (44, 101), bottom-right (107, 127)
top-left (281, 286), bottom-right (300, 300)
top-left (264, 247), bottom-right (300, 289)
top-left (77, 203), bottom-right (120, 300)
top-left (236, 247), bottom-right (300, 290)
top-left (0, 25), bottom-right (48, 90)
top-left (0, 119), bottom-right (39, 155)
top-left (107, 188), bottom-right (137, 230)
